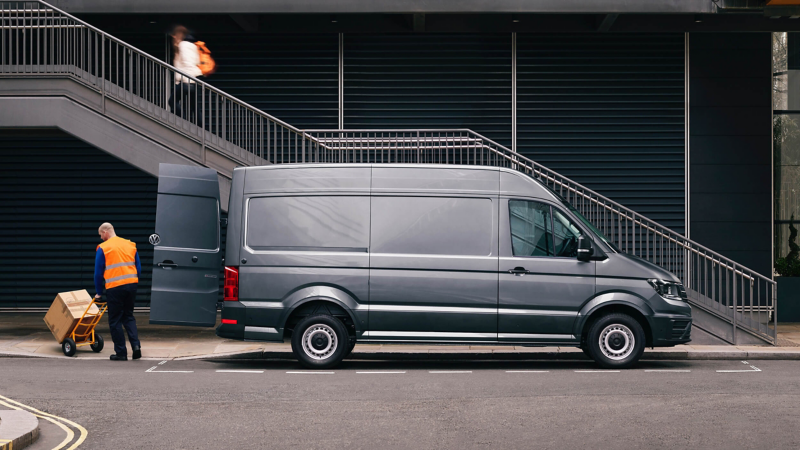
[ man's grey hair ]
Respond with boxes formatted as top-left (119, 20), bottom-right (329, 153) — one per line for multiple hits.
top-left (98, 222), bottom-right (114, 233)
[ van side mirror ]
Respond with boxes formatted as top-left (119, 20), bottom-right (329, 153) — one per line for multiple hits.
top-left (577, 236), bottom-right (594, 262)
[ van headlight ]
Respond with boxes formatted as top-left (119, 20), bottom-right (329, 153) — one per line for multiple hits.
top-left (647, 279), bottom-right (688, 302)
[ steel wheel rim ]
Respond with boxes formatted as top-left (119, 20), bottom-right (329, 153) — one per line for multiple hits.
top-left (599, 324), bottom-right (634, 361)
top-left (64, 342), bottom-right (71, 352)
top-left (301, 324), bottom-right (338, 360)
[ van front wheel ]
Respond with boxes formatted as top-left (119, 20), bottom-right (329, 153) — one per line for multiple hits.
top-left (291, 314), bottom-right (348, 370)
top-left (586, 313), bottom-right (645, 369)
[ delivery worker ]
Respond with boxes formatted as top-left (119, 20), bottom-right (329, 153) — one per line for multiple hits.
top-left (95, 223), bottom-right (142, 361)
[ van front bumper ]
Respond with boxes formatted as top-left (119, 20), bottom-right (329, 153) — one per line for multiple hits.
top-left (649, 313), bottom-right (692, 346)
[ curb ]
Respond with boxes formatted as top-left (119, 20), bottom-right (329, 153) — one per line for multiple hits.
top-left (0, 410), bottom-right (40, 450)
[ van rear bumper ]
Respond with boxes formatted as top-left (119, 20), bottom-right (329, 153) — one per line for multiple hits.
top-left (216, 301), bottom-right (285, 342)
top-left (649, 313), bottom-right (692, 346)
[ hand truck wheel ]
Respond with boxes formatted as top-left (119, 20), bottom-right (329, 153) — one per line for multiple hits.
top-left (90, 334), bottom-right (104, 353)
top-left (62, 338), bottom-right (77, 357)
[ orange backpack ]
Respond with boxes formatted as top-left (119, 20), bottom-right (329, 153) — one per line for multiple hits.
top-left (195, 41), bottom-right (216, 76)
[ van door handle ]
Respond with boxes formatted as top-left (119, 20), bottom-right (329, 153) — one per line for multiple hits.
top-left (158, 261), bottom-right (178, 269)
top-left (508, 267), bottom-right (530, 276)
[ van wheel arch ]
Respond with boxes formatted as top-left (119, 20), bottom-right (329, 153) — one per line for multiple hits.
top-left (282, 299), bottom-right (357, 342)
top-left (580, 304), bottom-right (653, 348)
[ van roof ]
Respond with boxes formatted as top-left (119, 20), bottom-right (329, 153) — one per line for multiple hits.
top-left (238, 163), bottom-right (558, 202)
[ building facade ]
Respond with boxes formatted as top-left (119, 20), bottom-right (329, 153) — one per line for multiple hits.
top-left (0, 0), bottom-right (796, 309)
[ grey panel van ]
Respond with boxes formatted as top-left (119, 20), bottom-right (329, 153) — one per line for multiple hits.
top-left (150, 163), bottom-right (692, 369)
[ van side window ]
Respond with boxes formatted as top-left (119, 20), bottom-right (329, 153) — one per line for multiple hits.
top-left (246, 196), bottom-right (369, 251)
top-left (371, 197), bottom-right (493, 256)
top-left (509, 200), bottom-right (553, 257)
top-left (553, 208), bottom-right (583, 257)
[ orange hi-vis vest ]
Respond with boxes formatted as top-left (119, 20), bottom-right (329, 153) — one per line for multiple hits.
top-left (97, 236), bottom-right (139, 289)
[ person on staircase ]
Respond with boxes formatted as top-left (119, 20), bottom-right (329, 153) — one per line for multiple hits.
top-left (94, 222), bottom-right (142, 361)
top-left (169, 25), bottom-right (201, 122)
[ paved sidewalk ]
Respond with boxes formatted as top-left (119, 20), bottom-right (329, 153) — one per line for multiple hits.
top-left (2, 313), bottom-right (800, 361)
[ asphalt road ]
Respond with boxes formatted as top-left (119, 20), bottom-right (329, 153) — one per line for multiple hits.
top-left (1, 358), bottom-right (799, 450)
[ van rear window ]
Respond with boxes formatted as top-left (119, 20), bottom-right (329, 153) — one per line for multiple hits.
top-left (371, 197), bottom-right (493, 256)
top-left (246, 196), bottom-right (369, 252)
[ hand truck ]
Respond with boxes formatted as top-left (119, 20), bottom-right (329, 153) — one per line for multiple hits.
top-left (61, 297), bottom-right (108, 357)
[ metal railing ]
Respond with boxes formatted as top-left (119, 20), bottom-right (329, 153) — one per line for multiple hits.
top-left (302, 129), bottom-right (778, 345)
top-left (0, 1), bottom-right (316, 164)
top-left (1, 2), bottom-right (777, 344)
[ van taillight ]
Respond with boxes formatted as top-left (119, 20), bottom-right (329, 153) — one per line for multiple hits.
top-left (224, 266), bottom-right (239, 301)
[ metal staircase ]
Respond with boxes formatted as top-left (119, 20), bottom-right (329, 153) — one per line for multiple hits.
top-left (0, 1), bottom-right (777, 344)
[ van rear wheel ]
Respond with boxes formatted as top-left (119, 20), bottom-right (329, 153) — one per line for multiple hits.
top-left (586, 313), bottom-right (645, 369)
top-left (291, 314), bottom-right (348, 370)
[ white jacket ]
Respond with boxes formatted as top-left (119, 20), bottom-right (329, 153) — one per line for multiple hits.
top-left (174, 40), bottom-right (201, 83)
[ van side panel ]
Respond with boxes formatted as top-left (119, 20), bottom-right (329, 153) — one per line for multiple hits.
top-left (367, 167), bottom-right (500, 341)
top-left (237, 166), bottom-right (372, 340)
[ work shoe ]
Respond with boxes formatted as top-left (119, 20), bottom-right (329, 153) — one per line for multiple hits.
top-left (109, 354), bottom-right (127, 361)
top-left (132, 346), bottom-right (141, 360)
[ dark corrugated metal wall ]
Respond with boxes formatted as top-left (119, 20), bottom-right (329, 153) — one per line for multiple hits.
top-left (0, 130), bottom-right (228, 308)
top-left (0, 130), bottom-right (158, 308)
top-left (517, 34), bottom-right (685, 233)
top-left (344, 34), bottom-right (513, 147)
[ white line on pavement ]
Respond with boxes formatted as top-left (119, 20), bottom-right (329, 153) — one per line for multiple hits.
top-left (149, 370), bottom-right (194, 373)
top-left (216, 370), bottom-right (265, 373)
top-left (717, 361), bottom-right (762, 373)
top-left (645, 370), bottom-right (691, 372)
top-left (356, 371), bottom-right (407, 374)
top-left (158, 360), bottom-right (167, 365)
top-left (574, 370), bottom-right (620, 373)
top-left (429, 371), bottom-right (472, 374)
top-left (505, 370), bottom-right (550, 373)
top-left (286, 371), bottom-right (334, 374)
top-left (717, 365), bottom-right (761, 373)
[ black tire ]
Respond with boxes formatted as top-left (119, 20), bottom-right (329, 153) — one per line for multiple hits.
top-left (343, 339), bottom-right (356, 359)
top-left (291, 314), bottom-right (349, 370)
top-left (580, 345), bottom-right (592, 360)
top-left (62, 338), bottom-right (77, 357)
top-left (586, 313), bottom-right (645, 369)
top-left (90, 334), bottom-right (104, 353)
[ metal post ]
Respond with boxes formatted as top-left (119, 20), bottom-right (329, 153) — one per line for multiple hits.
top-left (732, 263), bottom-right (737, 344)
top-left (201, 83), bottom-right (206, 162)
top-left (338, 32), bottom-right (343, 130)
top-left (101, 33), bottom-right (105, 113)
top-left (512, 32), bottom-right (517, 154)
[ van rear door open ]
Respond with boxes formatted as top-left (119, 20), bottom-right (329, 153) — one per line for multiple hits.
top-left (149, 164), bottom-right (221, 327)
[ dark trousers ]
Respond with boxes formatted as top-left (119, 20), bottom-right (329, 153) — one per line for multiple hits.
top-left (106, 283), bottom-right (141, 356)
top-left (168, 82), bottom-right (197, 122)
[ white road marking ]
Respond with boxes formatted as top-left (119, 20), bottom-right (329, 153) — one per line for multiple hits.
top-left (645, 370), bottom-right (691, 373)
top-left (716, 361), bottom-right (762, 373)
top-left (717, 365), bottom-right (761, 373)
top-left (505, 370), bottom-right (550, 373)
top-left (429, 371), bottom-right (472, 374)
top-left (574, 370), bottom-right (620, 373)
top-left (356, 371), bottom-right (407, 374)
top-left (286, 371), bottom-right (334, 374)
top-left (216, 370), bottom-right (264, 374)
top-left (146, 361), bottom-right (193, 373)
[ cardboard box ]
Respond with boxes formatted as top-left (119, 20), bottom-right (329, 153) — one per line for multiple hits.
top-left (43, 290), bottom-right (99, 343)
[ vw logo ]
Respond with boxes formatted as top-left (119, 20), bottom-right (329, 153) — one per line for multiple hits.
top-left (149, 233), bottom-right (161, 246)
